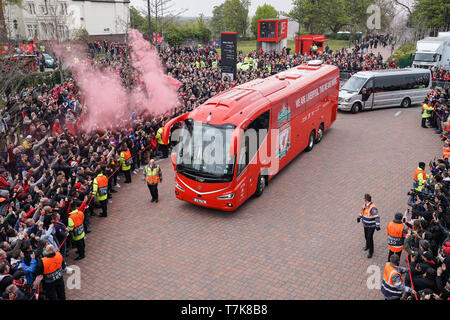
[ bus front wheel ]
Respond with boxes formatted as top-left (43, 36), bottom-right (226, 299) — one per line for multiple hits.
top-left (306, 130), bottom-right (315, 152)
top-left (255, 174), bottom-right (266, 197)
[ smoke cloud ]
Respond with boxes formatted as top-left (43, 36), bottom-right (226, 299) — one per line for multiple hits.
top-left (52, 29), bottom-right (180, 132)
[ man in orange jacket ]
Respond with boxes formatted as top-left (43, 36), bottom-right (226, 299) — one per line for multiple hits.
top-left (386, 212), bottom-right (408, 262)
top-left (35, 244), bottom-right (65, 300)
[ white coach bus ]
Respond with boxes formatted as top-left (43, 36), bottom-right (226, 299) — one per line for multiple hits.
top-left (338, 69), bottom-right (432, 113)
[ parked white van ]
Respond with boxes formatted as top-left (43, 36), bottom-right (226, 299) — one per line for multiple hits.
top-left (338, 69), bottom-right (432, 113)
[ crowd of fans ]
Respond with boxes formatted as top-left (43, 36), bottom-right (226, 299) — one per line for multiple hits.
top-left (400, 87), bottom-right (450, 300)
top-left (0, 75), bottom-right (176, 299)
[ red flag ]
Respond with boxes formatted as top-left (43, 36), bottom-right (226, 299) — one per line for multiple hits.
top-left (19, 44), bottom-right (34, 53)
top-left (157, 35), bottom-right (163, 43)
top-left (0, 45), bottom-right (7, 55)
top-left (165, 75), bottom-right (181, 89)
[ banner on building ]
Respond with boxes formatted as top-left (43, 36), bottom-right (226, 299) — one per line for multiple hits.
top-left (220, 32), bottom-right (237, 82)
top-left (19, 43), bottom-right (34, 54)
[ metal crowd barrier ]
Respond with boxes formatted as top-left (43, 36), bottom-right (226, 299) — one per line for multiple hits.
top-left (432, 81), bottom-right (449, 89)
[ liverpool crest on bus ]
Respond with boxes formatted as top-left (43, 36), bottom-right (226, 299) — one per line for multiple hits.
top-left (277, 104), bottom-right (291, 159)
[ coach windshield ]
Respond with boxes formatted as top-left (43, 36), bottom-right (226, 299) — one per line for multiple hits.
top-left (176, 119), bottom-right (236, 183)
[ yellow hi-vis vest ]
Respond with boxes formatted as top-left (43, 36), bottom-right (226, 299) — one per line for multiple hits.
top-left (145, 165), bottom-right (160, 185)
top-left (156, 127), bottom-right (164, 145)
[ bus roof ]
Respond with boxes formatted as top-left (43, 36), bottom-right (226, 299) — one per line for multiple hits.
top-left (353, 68), bottom-right (431, 78)
top-left (188, 63), bottom-right (338, 127)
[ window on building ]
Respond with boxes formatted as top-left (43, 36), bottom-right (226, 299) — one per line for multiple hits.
top-left (57, 25), bottom-right (65, 40)
top-left (48, 23), bottom-right (55, 37)
top-left (64, 26), bottom-right (69, 39)
top-left (60, 3), bottom-right (68, 15)
top-left (28, 3), bottom-right (36, 15)
top-left (33, 24), bottom-right (38, 37)
top-left (40, 5), bottom-right (48, 15)
top-left (41, 23), bottom-right (47, 37)
top-left (50, 6), bottom-right (55, 15)
top-left (27, 24), bottom-right (34, 38)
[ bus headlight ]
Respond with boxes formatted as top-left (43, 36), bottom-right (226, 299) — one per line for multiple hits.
top-left (344, 97), bottom-right (352, 102)
top-left (175, 183), bottom-right (185, 192)
top-left (217, 193), bottom-right (235, 200)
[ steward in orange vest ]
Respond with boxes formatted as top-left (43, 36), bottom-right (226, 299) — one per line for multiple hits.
top-left (387, 212), bottom-right (407, 262)
top-left (413, 162), bottom-right (427, 191)
top-left (68, 209), bottom-right (85, 260)
top-left (381, 254), bottom-right (414, 300)
top-left (443, 143), bottom-right (450, 161)
top-left (443, 122), bottom-right (450, 139)
top-left (120, 145), bottom-right (132, 184)
top-left (143, 159), bottom-right (162, 203)
top-left (357, 194), bottom-right (381, 259)
top-left (93, 171), bottom-right (108, 217)
top-left (36, 244), bottom-right (66, 300)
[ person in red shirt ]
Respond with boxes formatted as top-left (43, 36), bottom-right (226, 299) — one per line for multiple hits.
top-left (0, 167), bottom-right (11, 198)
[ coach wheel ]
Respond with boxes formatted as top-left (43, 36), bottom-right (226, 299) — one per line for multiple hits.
top-left (255, 174), bottom-right (265, 197)
top-left (351, 102), bottom-right (361, 114)
top-left (315, 124), bottom-right (324, 144)
top-left (306, 130), bottom-right (315, 152)
top-left (401, 98), bottom-right (411, 108)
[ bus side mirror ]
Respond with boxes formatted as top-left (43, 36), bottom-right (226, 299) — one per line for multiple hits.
top-left (162, 113), bottom-right (189, 145)
top-left (171, 152), bottom-right (176, 170)
top-left (230, 134), bottom-right (238, 157)
top-left (230, 128), bottom-right (242, 157)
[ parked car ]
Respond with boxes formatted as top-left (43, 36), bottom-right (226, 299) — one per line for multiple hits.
top-left (42, 53), bottom-right (57, 69)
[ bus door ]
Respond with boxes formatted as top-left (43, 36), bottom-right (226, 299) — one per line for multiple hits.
top-left (361, 78), bottom-right (374, 110)
top-left (235, 110), bottom-right (271, 200)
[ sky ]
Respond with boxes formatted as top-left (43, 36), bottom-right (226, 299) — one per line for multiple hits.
top-left (130, 0), bottom-right (295, 17)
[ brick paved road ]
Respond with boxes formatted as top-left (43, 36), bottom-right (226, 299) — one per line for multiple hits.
top-left (66, 106), bottom-right (442, 300)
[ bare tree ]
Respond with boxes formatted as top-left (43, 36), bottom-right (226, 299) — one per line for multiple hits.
top-left (143, 0), bottom-right (187, 37)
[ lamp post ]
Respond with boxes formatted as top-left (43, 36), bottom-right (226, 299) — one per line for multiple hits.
top-left (147, 0), bottom-right (152, 42)
top-left (298, 0), bottom-right (302, 36)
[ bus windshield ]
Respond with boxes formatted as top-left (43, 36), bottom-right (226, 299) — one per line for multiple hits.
top-left (341, 76), bottom-right (367, 93)
top-left (176, 119), bottom-right (236, 183)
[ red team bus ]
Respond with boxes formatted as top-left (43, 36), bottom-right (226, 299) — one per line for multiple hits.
top-left (163, 60), bottom-right (339, 211)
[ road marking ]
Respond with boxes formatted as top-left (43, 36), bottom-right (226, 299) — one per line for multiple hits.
top-left (395, 111), bottom-right (402, 117)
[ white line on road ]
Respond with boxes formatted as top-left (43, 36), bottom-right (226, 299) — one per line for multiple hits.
top-left (395, 111), bottom-right (402, 117)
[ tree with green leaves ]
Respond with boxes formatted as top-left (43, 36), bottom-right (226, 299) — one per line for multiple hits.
top-left (211, 0), bottom-right (251, 38)
top-left (409, 0), bottom-right (450, 35)
top-left (283, 0), bottom-right (376, 35)
top-left (73, 28), bottom-right (89, 43)
top-left (223, 0), bottom-right (250, 37)
top-left (210, 3), bottom-right (225, 38)
top-left (130, 6), bottom-right (148, 34)
top-left (251, 4), bottom-right (279, 38)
